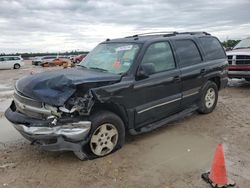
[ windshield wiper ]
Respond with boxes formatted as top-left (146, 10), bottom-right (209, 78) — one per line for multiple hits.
top-left (89, 67), bottom-right (108, 72)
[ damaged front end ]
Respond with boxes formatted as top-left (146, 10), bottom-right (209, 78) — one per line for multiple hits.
top-left (5, 67), bottom-right (122, 159)
top-left (5, 89), bottom-right (95, 160)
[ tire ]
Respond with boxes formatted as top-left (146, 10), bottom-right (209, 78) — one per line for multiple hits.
top-left (84, 110), bottom-right (125, 159)
top-left (13, 63), bottom-right (20, 69)
top-left (197, 81), bottom-right (218, 114)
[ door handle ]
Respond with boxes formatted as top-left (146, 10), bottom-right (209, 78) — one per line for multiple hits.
top-left (200, 69), bottom-right (206, 75)
top-left (173, 76), bottom-right (181, 82)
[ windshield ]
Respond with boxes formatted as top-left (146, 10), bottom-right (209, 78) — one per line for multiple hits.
top-left (79, 43), bottom-right (140, 74)
top-left (234, 39), bottom-right (250, 49)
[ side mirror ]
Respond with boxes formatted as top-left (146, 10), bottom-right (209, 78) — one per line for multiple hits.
top-left (136, 63), bottom-right (156, 80)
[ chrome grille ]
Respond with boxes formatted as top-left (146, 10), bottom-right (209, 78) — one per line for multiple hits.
top-left (14, 91), bottom-right (42, 108)
top-left (14, 90), bottom-right (44, 119)
top-left (227, 55), bottom-right (250, 65)
top-left (236, 55), bottom-right (250, 65)
top-left (227, 55), bottom-right (232, 65)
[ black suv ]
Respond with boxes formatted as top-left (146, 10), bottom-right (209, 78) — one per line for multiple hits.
top-left (5, 32), bottom-right (228, 160)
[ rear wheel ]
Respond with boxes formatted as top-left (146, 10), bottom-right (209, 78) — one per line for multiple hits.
top-left (85, 111), bottom-right (125, 158)
top-left (13, 63), bottom-right (20, 69)
top-left (197, 81), bottom-right (218, 114)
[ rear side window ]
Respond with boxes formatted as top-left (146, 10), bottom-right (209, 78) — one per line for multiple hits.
top-left (13, 57), bottom-right (20, 60)
top-left (175, 40), bottom-right (202, 67)
top-left (199, 37), bottom-right (226, 60)
top-left (141, 42), bottom-right (176, 74)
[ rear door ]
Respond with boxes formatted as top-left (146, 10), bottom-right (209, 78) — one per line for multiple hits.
top-left (172, 39), bottom-right (205, 108)
top-left (133, 41), bottom-right (182, 128)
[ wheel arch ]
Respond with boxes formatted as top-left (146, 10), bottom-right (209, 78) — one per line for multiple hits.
top-left (90, 102), bottom-right (129, 131)
top-left (208, 76), bottom-right (221, 90)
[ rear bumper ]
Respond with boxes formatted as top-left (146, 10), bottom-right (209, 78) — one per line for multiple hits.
top-left (5, 102), bottom-right (91, 152)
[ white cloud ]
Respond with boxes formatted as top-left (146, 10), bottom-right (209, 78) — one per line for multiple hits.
top-left (0, 0), bottom-right (249, 53)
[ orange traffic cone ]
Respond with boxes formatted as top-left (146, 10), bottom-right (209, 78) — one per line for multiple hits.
top-left (202, 144), bottom-right (235, 188)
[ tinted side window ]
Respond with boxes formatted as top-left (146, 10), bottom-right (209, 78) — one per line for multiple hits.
top-left (175, 40), bottom-right (202, 67)
top-left (3, 57), bottom-right (12, 61)
top-left (13, 57), bottom-right (20, 60)
top-left (199, 37), bottom-right (226, 60)
top-left (0, 58), bottom-right (4, 62)
top-left (141, 42), bottom-right (175, 74)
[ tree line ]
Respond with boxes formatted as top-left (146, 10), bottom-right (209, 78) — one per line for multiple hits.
top-left (221, 40), bottom-right (240, 49)
top-left (0, 39), bottom-right (242, 57)
top-left (0, 50), bottom-right (89, 58)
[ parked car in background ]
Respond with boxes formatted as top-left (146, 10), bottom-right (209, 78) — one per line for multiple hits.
top-left (44, 57), bottom-right (72, 67)
top-left (39, 56), bottom-right (57, 67)
top-left (73, 54), bottom-right (86, 63)
top-left (41, 56), bottom-right (72, 67)
top-left (227, 38), bottom-right (250, 81)
top-left (0, 56), bottom-right (24, 69)
top-left (68, 55), bottom-right (76, 62)
top-left (5, 32), bottom-right (228, 160)
top-left (32, 56), bottom-right (43, 66)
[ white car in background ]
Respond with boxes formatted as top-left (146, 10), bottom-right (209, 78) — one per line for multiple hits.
top-left (0, 56), bottom-right (24, 69)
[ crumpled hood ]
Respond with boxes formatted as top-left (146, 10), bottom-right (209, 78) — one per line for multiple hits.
top-left (16, 67), bottom-right (121, 106)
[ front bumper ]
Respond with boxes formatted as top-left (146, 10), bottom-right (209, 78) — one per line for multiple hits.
top-left (228, 70), bottom-right (250, 78)
top-left (5, 102), bottom-right (91, 152)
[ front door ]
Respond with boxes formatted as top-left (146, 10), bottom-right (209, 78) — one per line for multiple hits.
top-left (133, 41), bottom-right (182, 128)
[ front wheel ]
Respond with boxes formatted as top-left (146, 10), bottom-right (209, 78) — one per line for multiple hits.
top-left (86, 111), bottom-right (125, 158)
top-left (197, 81), bottom-right (218, 114)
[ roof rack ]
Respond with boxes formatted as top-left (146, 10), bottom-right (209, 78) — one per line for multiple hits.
top-left (176, 32), bottom-right (211, 36)
top-left (125, 31), bottom-right (210, 38)
top-left (125, 31), bottom-right (177, 38)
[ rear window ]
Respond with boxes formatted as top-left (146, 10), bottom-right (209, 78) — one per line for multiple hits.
top-left (175, 40), bottom-right (202, 68)
top-left (199, 37), bottom-right (226, 60)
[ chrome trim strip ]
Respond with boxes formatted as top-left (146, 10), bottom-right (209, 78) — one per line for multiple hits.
top-left (14, 98), bottom-right (61, 117)
top-left (138, 98), bottom-right (181, 114)
top-left (13, 121), bottom-right (91, 141)
top-left (14, 90), bottom-right (38, 102)
top-left (182, 91), bottom-right (199, 98)
top-left (228, 71), bottom-right (250, 75)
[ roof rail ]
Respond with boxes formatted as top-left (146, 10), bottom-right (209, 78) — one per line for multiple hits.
top-left (125, 31), bottom-right (178, 38)
top-left (176, 31), bottom-right (211, 36)
top-left (125, 31), bottom-right (210, 38)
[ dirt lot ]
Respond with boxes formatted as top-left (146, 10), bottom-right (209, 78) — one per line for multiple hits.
top-left (0, 61), bottom-right (250, 188)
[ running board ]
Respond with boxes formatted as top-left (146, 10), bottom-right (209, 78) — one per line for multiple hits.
top-left (129, 105), bottom-right (198, 135)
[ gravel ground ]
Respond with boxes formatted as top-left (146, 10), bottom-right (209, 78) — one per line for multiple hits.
top-left (0, 62), bottom-right (249, 188)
